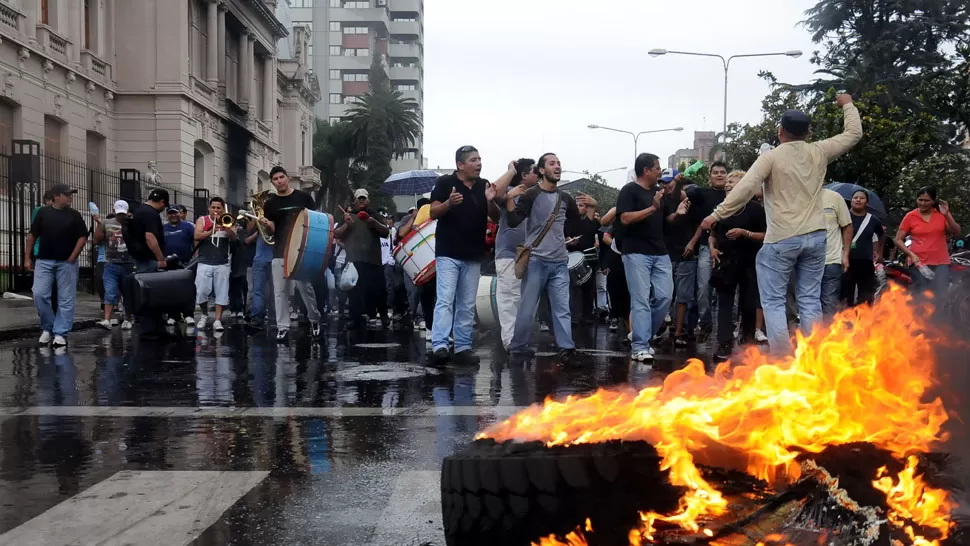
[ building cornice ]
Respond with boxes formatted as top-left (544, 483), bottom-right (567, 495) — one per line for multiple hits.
top-left (239, 0), bottom-right (289, 39)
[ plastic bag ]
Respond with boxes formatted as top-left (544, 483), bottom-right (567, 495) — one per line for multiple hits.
top-left (339, 262), bottom-right (358, 292)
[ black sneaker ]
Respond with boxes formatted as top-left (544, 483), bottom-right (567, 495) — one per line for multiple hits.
top-left (453, 350), bottom-right (480, 367)
top-left (674, 335), bottom-right (688, 348)
top-left (558, 349), bottom-right (578, 366)
top-left (432, 348), bottom-right (451, 365)
top-left (276, 328), bottom-right (289, 342)
top-left (608, 318), bottom-right (618, 332)
top-left (714, 343), bottom-right (732, 361)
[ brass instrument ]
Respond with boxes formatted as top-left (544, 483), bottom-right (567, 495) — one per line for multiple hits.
top-left (242, 191), bottom-right (274, 246)
top-left (218, 212), bottom-right (235, 228)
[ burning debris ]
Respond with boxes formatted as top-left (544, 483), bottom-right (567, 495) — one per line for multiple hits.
top-left (442, 288), bottom-right (965, 545)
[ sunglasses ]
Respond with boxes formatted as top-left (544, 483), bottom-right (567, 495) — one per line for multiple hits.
top-left (356, 196), bottom-right (367, 201)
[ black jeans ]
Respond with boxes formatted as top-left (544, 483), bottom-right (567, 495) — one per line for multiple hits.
top-left (570, 276), bottom-right (597, 322)
top-left (716, 263), bottom-right (759, 347)
top-left (229, 275), bottom-right (248, 314)
top-left (420, 278), bottom-right (436, 330)
top-left (134, 260), bottom-right (163, 336)
top-left (350, 262), bottom-right (388, 321)
top-left (842, 259), bottom-right (876, 306)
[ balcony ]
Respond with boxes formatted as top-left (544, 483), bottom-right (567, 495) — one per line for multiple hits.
top-left (81, 50), bottom-right (112, 83)
top-left (389, 19), bottom-right (420, 37)
top-left (389, 64), bottom-right (419, 81)
top-left (388, 42), bottom-right (420, 60)
top-left (36, 24), bottom-right (71, 60)
top-left (0, 2), bottom-right (24, 35)
top-left (329, 7), bottom-right (388, 31)
top-left (329, 55), bottom-right (372, 71)
top-left (297, 165), bottom-right (322, 191)
top-left (398, 88), bottom-right (419, 103)
top-left (391, 0), bottom-right (422, 13)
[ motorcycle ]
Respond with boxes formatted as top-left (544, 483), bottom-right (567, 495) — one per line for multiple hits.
top-left (947, 251), bottom-right (970, 324)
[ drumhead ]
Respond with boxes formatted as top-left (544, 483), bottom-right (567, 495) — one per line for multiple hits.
top-left (283, 209), bottom-right (309, 277)
top-left (567, 251), bottom-right (585, 268)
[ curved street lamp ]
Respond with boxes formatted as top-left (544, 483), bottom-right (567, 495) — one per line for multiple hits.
top-left (586, 125), bottom-right (684, 158)
top-left (646, 48), bottom-right (802, 161)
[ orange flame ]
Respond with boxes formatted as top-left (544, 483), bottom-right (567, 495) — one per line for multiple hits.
top-left (532, 519), bottom-right (593, 546)
top-left (479, 287), bottom-right (955, 543)
top-left (873, 455), bottom-right (956, 545)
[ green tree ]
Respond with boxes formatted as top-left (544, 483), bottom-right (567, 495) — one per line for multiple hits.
top-left (313, 119), bottom-right (361, 214)
top-left (344, 56), bottom-right (423, 212)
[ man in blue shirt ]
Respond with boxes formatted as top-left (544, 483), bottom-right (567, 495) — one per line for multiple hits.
top-left (163, 205), bottom-right (195, 264)
top-left (246, 226), bottom-right (275, 328)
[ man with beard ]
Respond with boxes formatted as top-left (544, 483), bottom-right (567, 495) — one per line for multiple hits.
top-left (489, 158), bottom-right (538, 351)
top-left (428, 146), bottom-right (497, 366)
top-left (334, 188), bottom-right (389, 329)
top-left (685, 160), bottom-right (728, 337)
top-left (505, 153), bottom-right (585, 363)
top-left (259, 166), bottom-right (322, 341)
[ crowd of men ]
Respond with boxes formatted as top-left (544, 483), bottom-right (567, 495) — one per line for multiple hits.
top-left (27, 92), bottom-right (964, 363)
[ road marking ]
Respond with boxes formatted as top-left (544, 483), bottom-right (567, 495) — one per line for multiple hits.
top-left (0, 470), bottom-right (268, 546)
top-left (0, 405), bottom-right (529, 419)
top-left (367, 471), bottom-right (442, 546)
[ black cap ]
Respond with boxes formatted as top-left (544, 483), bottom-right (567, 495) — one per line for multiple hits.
top-left (166, 205), bottom-right (180, 213)
top-left (455, 145), bottom-right (478, 164)
top-left (48, 184), bottom-right (77, 196)
top-left (780, 110), bottom-right (812, 138)
top-left (147, 188), bottom-right (170, 205)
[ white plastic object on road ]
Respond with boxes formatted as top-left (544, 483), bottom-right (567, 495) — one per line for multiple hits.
top-left (917, 264), bottom-right (935, 280)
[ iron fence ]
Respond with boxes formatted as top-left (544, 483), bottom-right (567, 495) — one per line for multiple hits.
top-left (0, 149), bottom-right (190, 294)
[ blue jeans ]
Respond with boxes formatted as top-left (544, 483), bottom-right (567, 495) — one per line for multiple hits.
top-left (32, 259), bottom-right (79, 336)
top-left (432, 257), bottom-right (481, 353)
top-left (821, 264), bottom-right (843, 319)
top-left (622, 254), bottom-right (674, 352)
top-left (510, 258), bottom-right (574, 353)
top-left (912, 264), bottom-right (950, 316)
top-left (102, 262), bottom-right (133, 306)
top-left (696, 245), bottom-right (714, 329)
top-left (250, 261), bottom-right (274, 323)
top-left (755, 230), bottom-right (826, 354)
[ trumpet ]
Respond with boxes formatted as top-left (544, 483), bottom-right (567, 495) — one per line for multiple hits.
top-left (243, 191), bottom-right (274, 246)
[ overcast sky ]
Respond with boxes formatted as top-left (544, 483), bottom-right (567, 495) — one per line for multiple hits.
top-left (422, 0), bottom-right (822, 187)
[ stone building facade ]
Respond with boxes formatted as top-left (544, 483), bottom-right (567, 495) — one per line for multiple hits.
top-left (0, 0), bottom-right (320, 211)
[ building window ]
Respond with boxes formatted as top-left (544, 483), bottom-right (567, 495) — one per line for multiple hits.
top-left (41, 0), bottom-right (50, 25)
top-left (329, 0), bottom-right (340, 6)
top-left (227, 30), bottom-right (239, 101)
top-left (329, 94), bottom-right (341, 104)
top-left (291, 0), bottom-right (313, 6)
top-left (83, 0), bottom-right (90, 49)
top-left (189, 0), bottom-right (207, 79)
top-left (329, 45), bottom-right (341, 55)
top-left (44, 115), bottom-right (66, 182)
top-left (86, 131), bottom-right (106, 170)
top-left (342, 73), bottom-right (367, 81)
top-left (307, 43), bottom-right (313, 58)
top-left (329, 69), bottom-right (340, 80)
top-left (301, 130), bottom-right (307, 165)
top-left (342, 48), bottom-right (368, 56)
top-left (394, 84), bottom-right (416, 91)
top-left (343, 96), bottom-right (361, 104)
top-left (345, 1), bottom-right (369, 7)
top-left (255, 58), bottom-right (265, 119)
top-left (392, 17), bottom-right (417, 22)
top-left (329, 117), bottom-right (342, 124)
top-left (0, 99), bottom-right (20, 153)
top-left (329, 21), bottom-right (340, 31)
top-left (342, 26), bottom-right (368, 34)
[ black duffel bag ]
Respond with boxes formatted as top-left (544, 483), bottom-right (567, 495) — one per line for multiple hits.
top-left (124, 257), bottom-right (197, 316)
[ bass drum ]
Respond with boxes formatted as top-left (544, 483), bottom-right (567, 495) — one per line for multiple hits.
top-left (475, 275), bottom-right (498, 329)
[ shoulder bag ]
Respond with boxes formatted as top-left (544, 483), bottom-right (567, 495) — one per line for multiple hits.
top-left (513, 192), bottom-right (562, 280)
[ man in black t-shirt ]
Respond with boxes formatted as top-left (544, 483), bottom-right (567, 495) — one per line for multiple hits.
top-left (25, 184), bottom-right (88, 346)
top-left (334, 188), bottom-right (389, 328)
top-left (428, 145), bottom-right (497, 366)
top-left (259, 165), bottom-right (323, 341)
top-left (127, 188), bottom-right (171, 339)
top-left (615, 153), bottom-right (674, 362)
top-left (685, 160), bottom-right (728, 334)
top-left (660, 168), bottom-right (700, 345)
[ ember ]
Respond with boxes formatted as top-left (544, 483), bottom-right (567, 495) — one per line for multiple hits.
top-left (468, 287), bottom-right (960, 545)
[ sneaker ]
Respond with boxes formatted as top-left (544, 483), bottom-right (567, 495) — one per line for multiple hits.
top-left (674, 335), bottom-right (688, 348)
top-left (425, 329), bottom-right (432, 343)
top-left (52, 335), bottom-right (67, 347)
top-left (715, 344), bottom-right (733, 361)
top-left (432, 348), bottom-right (450, 365)
top-left (539, 323), bottom-right (550, 333)
top-left (755, 329), bottom-right (768, 343)
top-left (197, 317), bottom-right (207, 330)
top-left (121, 320), bottom-right (133, 330)
top-left (311, 322), bottom-right (321, 336)
top-left (417, 320), bottom-right (426, 330)
top-left (290, 312), bottom-right (299, 321)
top-left (39, 331), bottom-right (52, 344)
top-left (453, 350), bottom-right (480, 367)
top-left (184, 316), bottom-right (196, 326)
top-left (212, 320), bottom-right (224, 331)
top-left (609, 318), bottom-right (618, 332)
top-left (276, 328), bottom-right (288, 342)
top-left (632, 349), bottom-right (654, 362)
top-left (166, 318), bottom-right (176, 326)
top-left (97, 319), bottom-right (112, 330)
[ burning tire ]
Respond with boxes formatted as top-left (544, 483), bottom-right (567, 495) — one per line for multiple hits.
top-left (440, 439), bottom-right (681, 546)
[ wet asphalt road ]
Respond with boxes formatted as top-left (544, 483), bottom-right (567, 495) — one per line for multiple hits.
top-left (0, 318), bottom-right (716, 546)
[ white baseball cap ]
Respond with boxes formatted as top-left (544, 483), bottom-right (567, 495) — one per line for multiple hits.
top-left (113, 199), bottom-right (129, 214)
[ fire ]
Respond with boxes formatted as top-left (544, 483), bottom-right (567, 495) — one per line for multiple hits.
top-left (873, 455), bottom-right (955, 545)
top-left (532, 519), bottom-right (593, 546)
top-left (479, 287), bottom-right (956, 543)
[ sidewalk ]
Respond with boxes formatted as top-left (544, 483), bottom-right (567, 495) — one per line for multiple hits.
top-left (0, 292), bottom-right (103, 341)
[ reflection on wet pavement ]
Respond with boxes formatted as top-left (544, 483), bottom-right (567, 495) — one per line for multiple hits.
top-left (0, 322), bottom-right (712, 545)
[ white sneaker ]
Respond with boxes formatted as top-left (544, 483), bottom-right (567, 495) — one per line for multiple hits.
top-left (39, 331), bottom-right (52, 344)
top-left (121, 320), bottom-right (133, 330)
top-left (97, 319), bottom-right (112, 330)
top-left (755, 329), bottom-right (768, 343)
top-left (417, 320), bottom-right (426, 330)
top-left (184, 316), bottom-right (196, 326)
top-left (311, 322), bottom-right (321, 336)
top-left (425, 328), bottom-right (432, 343)
top-left (212, 320), bottom-right (224, 331)
top-left (197, 317), bottom-right (207, 330)
top-left (166, 318), bottom-right (176, 326)
top-left (627, 331), bottom-right (633, 342)
top-left (52, 335), bottom-right (67, 347)
top-left (632, 349), bottom-right (654, 362)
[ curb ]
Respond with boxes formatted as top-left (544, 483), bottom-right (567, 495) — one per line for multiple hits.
top-left (0, 319), bottom-right (101, 343)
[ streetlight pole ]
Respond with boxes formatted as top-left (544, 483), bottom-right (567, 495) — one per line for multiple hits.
top-left (586, 125), bottom-right (684, 159)
top-left (647, 49), bottom-right (802, 162)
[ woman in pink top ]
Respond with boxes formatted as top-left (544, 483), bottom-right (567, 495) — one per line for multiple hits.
top-left (894, 186), bottom-right (961, 299)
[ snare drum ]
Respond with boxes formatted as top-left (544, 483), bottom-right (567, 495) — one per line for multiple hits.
top-left (475, 275), bottom-right (498, 329)
top-left (567, 251), bottom-right (592, 286)
top-left (283, 209), bottom-right (335, 283)
top-left (394, 219), bottom-right (437, 286)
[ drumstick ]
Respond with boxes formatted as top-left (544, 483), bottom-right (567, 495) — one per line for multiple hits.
top-left (337, 205), bottom-right (348, 215)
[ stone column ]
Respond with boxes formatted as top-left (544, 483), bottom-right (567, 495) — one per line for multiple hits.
top-left (237, 30), bottom-right (249, 106)
top-left (246, 35), bottom-right (256, 110)
top-left (206, 0), bottom-right (218, 84)
top-left (216, 3), bottom-right (226, 84)
top-left (263, 55), bottom-right (274, 122)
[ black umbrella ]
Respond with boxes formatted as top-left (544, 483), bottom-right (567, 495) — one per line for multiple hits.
top-left (824, 182), bottom-right (887, 218)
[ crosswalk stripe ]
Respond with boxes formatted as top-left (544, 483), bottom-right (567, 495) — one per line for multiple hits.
top-left (367, 471), bottom-right (442, 546)
top-left (0, 405), bottom-right (529, 419)
top-left (0, 471), bottom-right (268, 546)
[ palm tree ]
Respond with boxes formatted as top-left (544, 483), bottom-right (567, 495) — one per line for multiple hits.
top-left (313, 119), bottom-right (361, 214)
top-left (344, 89), bottom-right (422, 160)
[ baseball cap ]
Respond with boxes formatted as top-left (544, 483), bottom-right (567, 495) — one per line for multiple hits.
top-left (147, 187), bottom-right (170, 205)
top-left (408, 206), bottom-right (416, 213)
top-left (354, 188), bottom-right (369, 199)
top-left (660, 168), bottom-right (680, 183)
top-left (166, 205), bottom-right (181, 213)
top-left (113, 200), bottom-right (130, 214)
top-left (48, 184), bottom-right (77, 196)
top-left (780, 110), bottom-right (812, 138)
